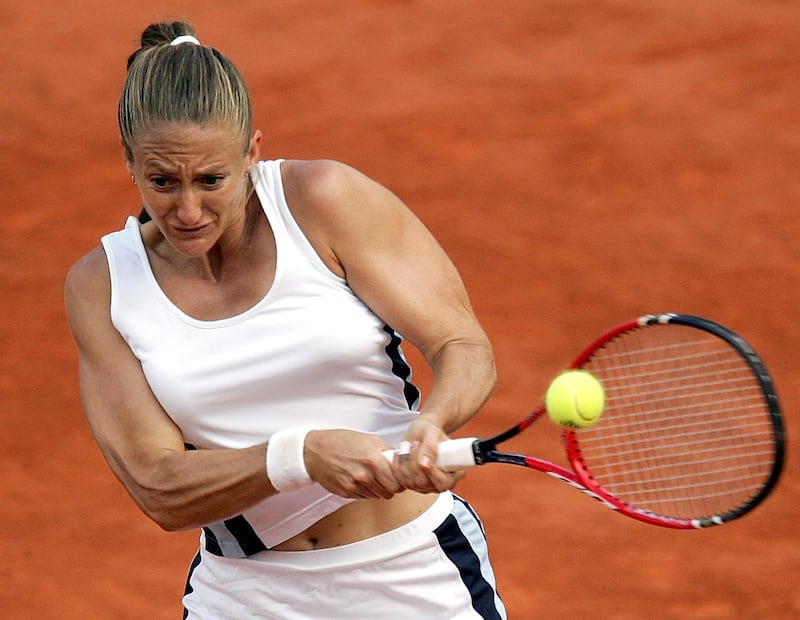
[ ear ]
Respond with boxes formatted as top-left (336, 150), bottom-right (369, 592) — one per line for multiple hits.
top-left (247, 130), bottom-right (262, 169)
top-left (123, 141), bottom-right (134, 176)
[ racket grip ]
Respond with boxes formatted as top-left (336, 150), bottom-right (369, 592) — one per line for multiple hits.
top-left (382, 437), bottom-right (479, 471)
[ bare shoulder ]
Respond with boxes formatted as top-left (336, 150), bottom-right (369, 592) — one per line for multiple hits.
top-left (64, 246), bottom-right (110, 329)
top-left (66, 246), bottom-right (109, 296)
top-left (280, 159), bottom-right (382, 214)
top-left (281, 158), bottom-right (363, 187)
top-left (279, 160), bottom-right (404, 275)
top-left (281, 158), bottom-right (410, 227)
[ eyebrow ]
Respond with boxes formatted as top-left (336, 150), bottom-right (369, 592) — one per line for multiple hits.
top-left (142, 160), bottom-right (231, 175)
top-left (143, 160), bottom-right (173, 173)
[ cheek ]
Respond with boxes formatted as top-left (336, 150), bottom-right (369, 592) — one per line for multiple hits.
top-left (137, 190), bottom-right (176, 220)
top-left (218, 180), bottom-right (251, 210)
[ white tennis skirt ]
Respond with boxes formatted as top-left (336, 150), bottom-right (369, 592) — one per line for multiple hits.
top-left (182, 492), bottom-right (507, 619)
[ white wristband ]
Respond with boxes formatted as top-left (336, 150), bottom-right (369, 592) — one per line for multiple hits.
top-left (266, 425), bottom-right (319, 492)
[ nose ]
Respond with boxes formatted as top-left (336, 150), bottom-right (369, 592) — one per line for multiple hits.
top-left (174, 187), bottom-right (203, 224)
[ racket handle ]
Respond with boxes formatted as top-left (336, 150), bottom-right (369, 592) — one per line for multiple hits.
top-left (382, 437), bottom-right (479, 471)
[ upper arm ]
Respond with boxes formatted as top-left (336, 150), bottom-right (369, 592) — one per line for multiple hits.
top-left (64, 248), bottom-right (185, 494)
top-left (281, 160), bottom-right (491, 364)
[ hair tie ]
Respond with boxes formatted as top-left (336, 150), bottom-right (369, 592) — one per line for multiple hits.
top-left (170, 35), bottom-right (200, 46)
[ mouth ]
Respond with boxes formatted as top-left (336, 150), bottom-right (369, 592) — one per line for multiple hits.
top-left (173, 223), bottom-right (210, 235)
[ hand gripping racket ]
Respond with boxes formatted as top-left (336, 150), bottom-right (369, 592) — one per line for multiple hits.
top-left (391, 314), bottom-right (785, 529)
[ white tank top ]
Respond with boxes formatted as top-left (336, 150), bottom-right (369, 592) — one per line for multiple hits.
top-left (101, 159), bottom-right (421, 554)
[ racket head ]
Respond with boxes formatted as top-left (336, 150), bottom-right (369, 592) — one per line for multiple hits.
top-left (563, 314), bottom-right (784, 528)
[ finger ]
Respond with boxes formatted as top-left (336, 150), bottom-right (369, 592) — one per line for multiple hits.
top-left (404, 447), bottom-right (466, 493)
top-left (396, 462), bottom-right (442, 494)
top-left (395, 440), bottom-right (413, 465)
top-left (414, 426), bottom-right (447, 469)
top-left (354, 456), bottom-right (404, 499)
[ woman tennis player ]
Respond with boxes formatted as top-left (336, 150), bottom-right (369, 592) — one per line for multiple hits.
top-left (65, 21), bottom-right (507, 619)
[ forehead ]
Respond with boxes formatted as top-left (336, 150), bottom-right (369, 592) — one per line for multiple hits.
top-left (131, 122), bottom-right (246, 164)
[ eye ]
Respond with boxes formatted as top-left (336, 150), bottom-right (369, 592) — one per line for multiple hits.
top-left (202, 175), bottom-right (225, 187)
top-left (150, 176), bottom-right (173, 189)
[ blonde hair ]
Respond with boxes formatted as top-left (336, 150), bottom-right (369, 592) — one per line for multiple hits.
top-left (119, 22), bottom-right (253, 161)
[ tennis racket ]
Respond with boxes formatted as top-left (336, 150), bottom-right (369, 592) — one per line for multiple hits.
top-left (389, 314), bottom-right (785, 529)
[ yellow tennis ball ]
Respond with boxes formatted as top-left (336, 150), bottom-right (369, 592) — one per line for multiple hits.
top-left (545, 370), bottom-right (605, 429)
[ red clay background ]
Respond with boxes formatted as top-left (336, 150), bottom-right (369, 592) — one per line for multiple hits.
top-left (2, 1), bottom-right (798, 618)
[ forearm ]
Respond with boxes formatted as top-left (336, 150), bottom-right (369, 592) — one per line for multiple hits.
top-left (419, 338), bottom-right (497, 434)
top-left (113, 442), bottom-right (273, 532)
top-left (389, 338), bottom-right (495, 492)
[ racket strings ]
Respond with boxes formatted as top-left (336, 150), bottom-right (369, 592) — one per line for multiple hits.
top-left (575, 325), bottom-right (777, 521)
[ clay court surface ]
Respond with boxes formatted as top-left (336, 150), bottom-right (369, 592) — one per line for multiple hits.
top-left (2, 1), bottom-right (799, 617)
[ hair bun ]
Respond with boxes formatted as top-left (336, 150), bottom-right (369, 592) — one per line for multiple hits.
top-left (140, 21), bottom-right (197, 49)
top-left (126, 21), bottom-right (198, 69)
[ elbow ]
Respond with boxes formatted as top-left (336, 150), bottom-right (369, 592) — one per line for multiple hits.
top-left (144, 504), bottom-right (188, 532)
top-left (103, 447), bottom-right (202, 531)
top-left (131, 486), bottom-right (186, 531)
top-left (137, 491), bottom-right (198, 532)
top-left (124, 467), bottom-right (197, 532)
